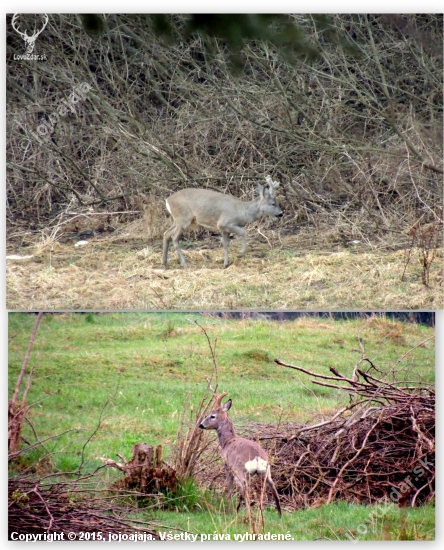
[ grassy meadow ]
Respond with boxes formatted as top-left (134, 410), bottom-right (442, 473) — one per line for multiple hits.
top-left (8, 312), bottom-right (435, 540)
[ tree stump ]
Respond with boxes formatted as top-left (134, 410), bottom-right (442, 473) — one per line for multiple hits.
top-left (100, 443), bottom-right (178, 494)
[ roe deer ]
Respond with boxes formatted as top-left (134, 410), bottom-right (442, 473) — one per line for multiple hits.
top-left (162, 176), bottom-right (283, 268)
top-left (199, 392), bottom-right (282, 516)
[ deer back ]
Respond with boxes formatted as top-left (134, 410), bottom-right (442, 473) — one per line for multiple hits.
top-left (166, 188), bottom-right (260, 230)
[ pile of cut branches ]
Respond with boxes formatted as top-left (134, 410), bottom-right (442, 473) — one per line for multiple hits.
top-left (8, 476), bottom-right (161, 540)
top-left (196, 360), bottom-right (435, 510)
top-left (265, 360), bottom-right (435, 509)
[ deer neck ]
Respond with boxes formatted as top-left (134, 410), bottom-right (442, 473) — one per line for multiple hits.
top-left (216, 416), bottom-right (236, 449)
top-left (242, 198), bottom-right (262, 223)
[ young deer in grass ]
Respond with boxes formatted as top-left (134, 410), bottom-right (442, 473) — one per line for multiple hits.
top-left (162, 176), bottom-right (283, 268)
top-left (199, 392), bottom-right (282, 516)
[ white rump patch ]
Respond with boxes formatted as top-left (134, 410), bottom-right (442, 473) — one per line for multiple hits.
top-left (244, 456), bottom-right (268, 475)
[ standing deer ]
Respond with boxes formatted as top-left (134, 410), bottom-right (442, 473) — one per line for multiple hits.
top-left (199, 392), bottom-right (282, 516)
top-left (162, 176), bottom-right (283, 268)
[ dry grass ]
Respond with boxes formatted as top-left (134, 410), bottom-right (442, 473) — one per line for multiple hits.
top-left (6, 229), bottom-right (442, 310)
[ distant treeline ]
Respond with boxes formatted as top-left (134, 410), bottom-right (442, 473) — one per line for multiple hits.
top-left (19, 310), bottom-right (435, 326)
top-left (200, 311), bottom-right (435, 326)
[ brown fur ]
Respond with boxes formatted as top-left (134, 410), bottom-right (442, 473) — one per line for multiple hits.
top-left (199, 392), bottom-right (282, 516)
top-left (162, 177), bottom-right (282, 268)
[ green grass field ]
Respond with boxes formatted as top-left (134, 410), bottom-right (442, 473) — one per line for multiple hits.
top-left (8, 312), bottom-right (435, 540)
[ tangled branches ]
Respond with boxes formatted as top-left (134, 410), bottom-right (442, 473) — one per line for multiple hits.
top-left (8, 476), bottom-right (160, 540)
top-left (264, 360), bottom-right (435, 509)
top-left (6, 15), bottom-right (443, 250)
top-left (196, 360), bottom-right (434, 511)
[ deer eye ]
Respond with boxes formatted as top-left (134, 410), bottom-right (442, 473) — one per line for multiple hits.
top-left (211, 414), bottom-right (216, 419)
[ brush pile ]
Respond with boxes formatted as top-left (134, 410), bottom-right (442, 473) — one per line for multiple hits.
top-left (197, 361), bottom-right (435, 510)
top-left (266, 360), bottom-right (435, 509)
top-left (8, 477), bottom-right (159, 540)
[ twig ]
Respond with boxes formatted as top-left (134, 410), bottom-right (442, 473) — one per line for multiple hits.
top-left (11, 312), bottom-right (44, 404)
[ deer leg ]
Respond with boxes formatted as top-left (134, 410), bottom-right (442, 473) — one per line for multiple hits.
top-left (224, 464), bottom-right (234, 513)
top-left (233, 474), bottom-right (249, 515)
top-left (218, 224), bottom-right (247, 257)
top-left (170, 225), bottom-right (188, 268)
top-left (242, 477), bottom-right (252, 517)
top-left (221, 231), bottom-right (230, 268)
top-left (162, 223), bottom-right (176, 267)
top-left (266, 475), bottom-right (282, 517)
top-left (236, 492), bottom-right (244, 513)
top-left (237, 229), bottom-right (248, 256)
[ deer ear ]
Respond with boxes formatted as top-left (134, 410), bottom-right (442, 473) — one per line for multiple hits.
top-left (222, 399), bottom-right (232, 412)
top-left (256, 183), bottom-right (264, 198)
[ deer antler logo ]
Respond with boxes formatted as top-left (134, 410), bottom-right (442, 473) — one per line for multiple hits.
top-left (12, 13), bottom-right (48, 55)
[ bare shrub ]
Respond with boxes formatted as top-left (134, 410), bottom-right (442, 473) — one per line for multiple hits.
top-left (7, 14), bottom-right (442, 257)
